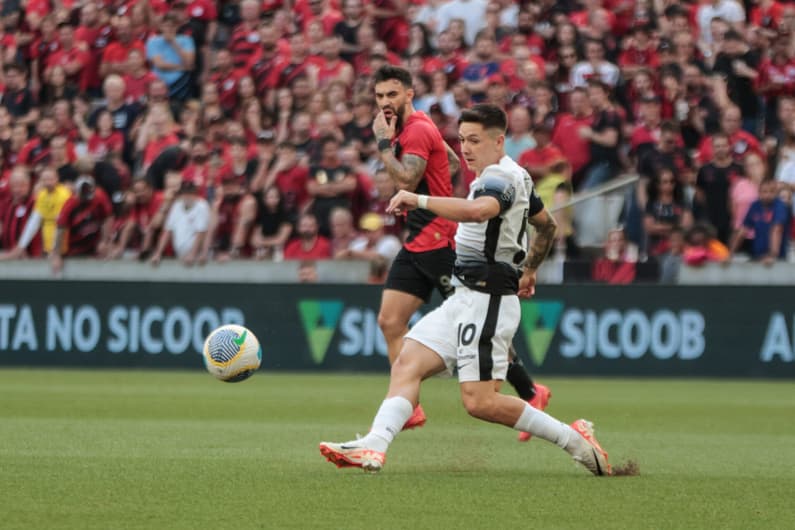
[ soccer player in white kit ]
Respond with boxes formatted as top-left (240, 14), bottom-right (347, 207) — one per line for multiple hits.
top-left (319, 104), bottom-right (611, 476)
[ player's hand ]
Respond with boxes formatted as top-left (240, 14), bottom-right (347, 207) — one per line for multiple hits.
top-left (373, 110), bottom-right (397, 142)
top-left (386, 190), bottom-right (418, 215)
top-left (518, 268), bottom-right (537, 299)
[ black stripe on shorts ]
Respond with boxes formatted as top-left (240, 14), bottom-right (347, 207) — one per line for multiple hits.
top-left (478, 294), bottom-right (501, 381)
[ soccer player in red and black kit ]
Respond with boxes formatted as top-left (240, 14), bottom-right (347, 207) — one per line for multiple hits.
top-left (371, 66), bottom-right (548, 435)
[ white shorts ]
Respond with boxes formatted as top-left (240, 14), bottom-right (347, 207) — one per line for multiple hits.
top-left (405, 286), bottom-right (520, 382)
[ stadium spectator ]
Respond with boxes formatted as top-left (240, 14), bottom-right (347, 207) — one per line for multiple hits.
top-left (89, 75), bottom-right (140, 141)
top-left (695, 133), bottom-right (745, 244)
top-left (1, 62), bottom-right (36, 126)
top-left (110, 177), bottom-right (164, 260)
top-left (210, 167), bottom-right (257, 260)
top-left (436, 0), bottom-right (487, 46)
top-left (591, 227), bottom-right (637, 284)
top-left (571, 38), bottom-right (620, 89)
top-left (150, 179), bottom-right (210, 266)
top-left (138, 103), bottom-right (181, 170)
top-left (146, 14), bottom-right (195, 101)
top-left (340, 212), bottom-right (401, 265)
top-left (45, 22), bottom-right (89, 92)
top-left (697, 105), bottom-right (764, 164)
top-left (329, 206), bottom-right (360, 256)
top-left (284, 212), bottom-right (331, 260)
top-left (731, 153), bottom-right (766, 238)
top-left (504, 106), bottom-right (535, 161)
top-left (579, 80), bottom-right (622, 190)
top-left (0, 166), bottom-right (38, 256)
top-left (683, 223), bottom-right (730, 266)
top-left (552, 87), bottom-right (593, 186)
top-left (712, 30), bottom-right (760, 134)
top-left (251, 186), bottom-right (293, 261)
top-left (460, 31), bottom-right (500, 103)
top-left (51, 175), bottom-right (114, 274)
top-left (307, 136), bottom-right (356, 237)
top-left (729, 178), bottom-right (791, 264)
top-left (519, 119), bottom-right (565, 188)
top-left (644, 167), bottom-right (694, 257)
top-left (258, 142), bottom-right (309, 215)
top-left (297, 259), bottom-right (319, 282)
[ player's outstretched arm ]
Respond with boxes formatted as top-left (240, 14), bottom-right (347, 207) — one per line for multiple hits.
top-left (387, 190), bottom-right (499, 223)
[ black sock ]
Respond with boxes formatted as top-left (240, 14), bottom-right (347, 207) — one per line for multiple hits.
top-left (506, 358), bottom-right (536, 401)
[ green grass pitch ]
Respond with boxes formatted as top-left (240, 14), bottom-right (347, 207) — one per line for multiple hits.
top-left (2, 368), bottom-right (794, 530)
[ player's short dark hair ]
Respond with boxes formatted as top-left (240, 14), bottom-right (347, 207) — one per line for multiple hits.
top-left (373, 65), bottom-right (413, 88)
top-left (458, 104), bottom-right (507, 133)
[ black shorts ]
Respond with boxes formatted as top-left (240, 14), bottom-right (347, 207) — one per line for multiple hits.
top-left (384, 246), bottom-right (456, 303)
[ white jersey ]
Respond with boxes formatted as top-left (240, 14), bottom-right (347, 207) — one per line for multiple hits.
top-left (453, 155), bottom-right (539, 294)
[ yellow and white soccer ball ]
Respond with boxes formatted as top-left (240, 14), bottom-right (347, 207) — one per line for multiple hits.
top-left (203, 324), bottom-right (261, 382)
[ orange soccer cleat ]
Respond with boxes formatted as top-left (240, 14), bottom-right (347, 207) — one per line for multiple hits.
top-left (569, 419), bottom-right (612, 476)
top-left (518, 383), bottom-right (552, 442)
top-left (402, 403), bottom-right (427, 431)
top-left (319, 440), bottom-right (386, 473)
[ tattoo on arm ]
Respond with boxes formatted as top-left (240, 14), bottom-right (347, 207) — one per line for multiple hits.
top-left (382, 152), bottom-right (427, 191)
top-left (525, 209), bottom-right (558, 271)
top-left (445, 143), bottom-right (460, 178)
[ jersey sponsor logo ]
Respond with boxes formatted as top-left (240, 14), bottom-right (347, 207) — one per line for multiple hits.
top-left (297, 300), bottom-right (344, 365)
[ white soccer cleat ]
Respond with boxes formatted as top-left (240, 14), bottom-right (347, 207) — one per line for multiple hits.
top-left (569, 419), bottom-right (612, 476)
top-left (319, 440), bottom-right (385, 473)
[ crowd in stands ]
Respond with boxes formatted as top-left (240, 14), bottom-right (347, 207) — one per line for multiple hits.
top-left (1, 0), bottom-right (794, 283)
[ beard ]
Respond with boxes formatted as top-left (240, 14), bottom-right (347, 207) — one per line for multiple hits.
top-left (299, 230), bottom-right (316, 241)
top-left (382, 102), bottom-right (406, 131)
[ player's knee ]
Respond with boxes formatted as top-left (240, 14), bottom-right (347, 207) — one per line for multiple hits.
top-left (390, 352), bottom-right (422, 382)
top-left (377, 310), bottom-right (404, 338)
top-left (461, 393), bottom-right (497, 421)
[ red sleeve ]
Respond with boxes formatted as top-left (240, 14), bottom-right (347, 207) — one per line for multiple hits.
top-left (18, 142), bottom-right (33, 165)
top-left (399, 120), bottom-right (434, 160)
top-left (283, 239), bottom-right (300, 259)
top-left (97, 189), bottom-right (113, 218)
top-left (57, 196), bottom-right (78, 227)
top-left (697, 137), bottom-right (711, 165)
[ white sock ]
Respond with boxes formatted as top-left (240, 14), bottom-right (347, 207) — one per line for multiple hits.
top-left (513, 403), bottom-right (577, 450)
top-left (361, 396), bottom-right (414, 452)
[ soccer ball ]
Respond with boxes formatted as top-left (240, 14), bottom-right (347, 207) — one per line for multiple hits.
top-left (203, 324), bottom-right (262, 382)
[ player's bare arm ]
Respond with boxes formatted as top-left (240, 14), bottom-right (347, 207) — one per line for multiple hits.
top-left (518, 208), bottom-right (557, 298)
top-left (387, 190), bottom-right (499, 223)
top-left (525, 208), bottom-right (557, 271)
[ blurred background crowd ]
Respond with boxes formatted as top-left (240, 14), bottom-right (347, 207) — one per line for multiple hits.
top-left (1, 0), bottom-right (794, 283)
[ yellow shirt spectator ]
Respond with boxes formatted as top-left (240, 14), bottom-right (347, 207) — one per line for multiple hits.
top-left (35, 184), bottom-right (72, 253)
